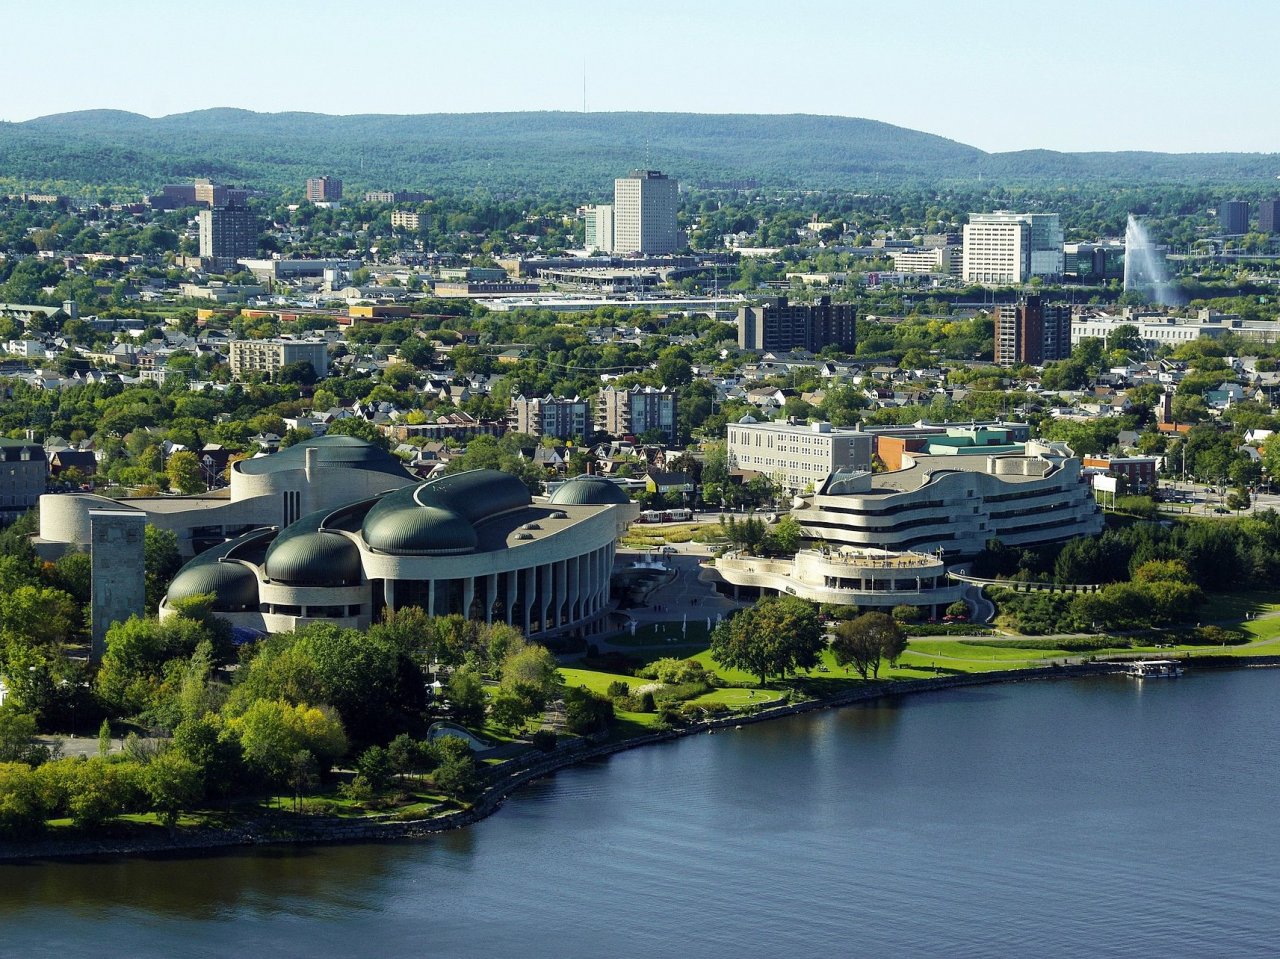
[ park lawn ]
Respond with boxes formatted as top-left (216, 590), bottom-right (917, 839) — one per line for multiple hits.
top-left (560, 666), bottom-right (635, 696)
top-left (689, 687), bottom-right (785, 709)
top-left (1198, 591), bottom-right (1280, 625)
top-left (621, 523), bottom-right (727, 548)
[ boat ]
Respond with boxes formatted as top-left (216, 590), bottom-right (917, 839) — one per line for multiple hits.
top-left (1124, 659), bottom-right (1184, 679)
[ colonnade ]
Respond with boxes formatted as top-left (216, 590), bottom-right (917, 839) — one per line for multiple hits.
top-left (382, 543), bottom-right (616, 637)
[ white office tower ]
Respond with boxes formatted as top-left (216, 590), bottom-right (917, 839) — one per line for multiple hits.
top-left (963, 211), bottom-right (1063, 285)
top-left (584, 204), bottom-right (614, 253)
top-left (613, 170), bottom-right (678, 254)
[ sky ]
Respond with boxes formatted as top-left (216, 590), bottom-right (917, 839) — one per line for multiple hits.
top-left (3, 0), bottom-right (1278, 155)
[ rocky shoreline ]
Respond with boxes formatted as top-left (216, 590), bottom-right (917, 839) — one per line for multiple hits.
top-left (4, 656), bottom-right (1274, 864)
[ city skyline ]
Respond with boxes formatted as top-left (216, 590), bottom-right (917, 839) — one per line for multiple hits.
top-left (3, 0), bottom-right (1279, 156)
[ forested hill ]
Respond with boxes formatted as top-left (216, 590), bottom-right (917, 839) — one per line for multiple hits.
top-left (2, 108), bottom-right (1277, 197)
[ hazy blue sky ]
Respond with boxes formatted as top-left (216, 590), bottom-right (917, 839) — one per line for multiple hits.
top-left (5, 0), bottom-right (1278, 154)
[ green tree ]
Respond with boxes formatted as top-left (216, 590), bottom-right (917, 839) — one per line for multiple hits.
top-left (142, 750), bottom-right (203, 832)
top-left (709, 595), bottom-right (823, 685)
top-left (446, 667), bottom-right (488, 728)
top-left (165, 450), bottom-right (205, 495)
top-left (830, 612), bottom-right (906, 680)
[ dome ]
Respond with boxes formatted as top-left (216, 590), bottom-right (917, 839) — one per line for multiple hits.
top-left (362, 486), bottom-right (478, 554)
top-left (264, 529), bottom-right (362, 586)
top-left (549, 476), bottom-right (631, 506)
top-left (234, 434), bottom-right (414, 482)
top-left (422, 469), bottom-right (531, 523)
top-left (166, 560), bottom-right (259, 611)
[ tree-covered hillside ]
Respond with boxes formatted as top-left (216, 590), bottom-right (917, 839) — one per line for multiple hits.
top-left (1, 109), bottom-right (1277, 199)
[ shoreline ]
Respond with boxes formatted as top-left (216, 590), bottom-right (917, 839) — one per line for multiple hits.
top-left (4, 654), bottom-right (1278, 865)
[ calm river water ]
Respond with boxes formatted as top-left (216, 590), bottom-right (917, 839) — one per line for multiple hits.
top-left (2, 669), bottom-right (1278, 958)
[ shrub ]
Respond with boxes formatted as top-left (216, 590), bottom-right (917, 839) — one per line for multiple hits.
top-left (891, 605), bottom-right (924, 623)
top-left (605, 680), bottom-right (631, 698)
top-left (635, 658), bottom-right (713, 685)
top-left (530, 729), bottom-right (557, 752)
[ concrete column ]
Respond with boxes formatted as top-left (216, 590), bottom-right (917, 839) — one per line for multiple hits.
top-left (523, 566), bottom-right (536, 636)
top-left (426, 579), bottom-right (435, 617)
top-left (505, 570), bottom-right (518, 627)
top-left (539, 563), bottom-right (553, 633)
top-left (385, 578), bottom-right (396, 613)
top-left (462, 577), bottom-right (475, 621)
top-left (551, 560), bottom-right (565, 629)
top-left (485, 572), bottom-right (498, 625)
top-left (568, 555), bottom-right (582, 624)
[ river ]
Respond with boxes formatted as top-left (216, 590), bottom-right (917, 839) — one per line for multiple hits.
top-left (2, 669), bottom-right (1277, 958)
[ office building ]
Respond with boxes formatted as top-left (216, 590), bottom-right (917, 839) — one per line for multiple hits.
top-left (229, 338), bottom-right (330, 379)
top-left (595, 385), bottom-right (678, 440)
top-left (613, 170), bottom-right (678, 255)
top-left (791, 440), bottom-right (1102, 558)
top-left (509, 395), bottom-right (593, 440)
top-left (306, 177), bottom-right (343, 203)
top-left (889, 246), bottom-right (962, 275)
top-left (1219, 201), bottom-right (1250, 235)
top-left (737, 295), bottom-right (857, 353)
top-left (391, 210), bottom-right (422, 230)
top-left (994, 295), bottom-right (1072, 365)
top-left (159, 471), bottom-right (636, 638)
top-left (962, 212), bottom-right (1064, 285)
top-left (1258, 200), bottom-right (1280, 235)
top-left (584, 204), bottom-right (614, 253)
top-left (1063, 242), bottom-right (1126, 282)
top-left (198, 206), bottom-right (258, 261)
top-left (726, 418), bottom-right (873, 493)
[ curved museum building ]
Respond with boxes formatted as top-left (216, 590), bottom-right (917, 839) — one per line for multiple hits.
top-left (160, 471), bottom-right (637, 639)
top-left (709, 546), bottom-right (967, 617)
top-left (38, 435), bottom-right (422, 558)
top-left (794, 440), bottom-right (1103, 557)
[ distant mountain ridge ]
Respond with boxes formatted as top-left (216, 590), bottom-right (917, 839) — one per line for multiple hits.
top-left (2, 109), bottom-right (1277, 195)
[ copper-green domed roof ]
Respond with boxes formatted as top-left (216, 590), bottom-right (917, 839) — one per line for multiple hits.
top-left (167, 545), bottom-right (260, 612)
top-left (234, 434), bottom-right (413, 482)
top-left (264, 509), bottom-right (362, 586)
top-left (362, 485), bottom-right (479, 554)
top-left (549, 476), bottom-right (631, 506)
top-left (359, 469), bottom-right (531, 555)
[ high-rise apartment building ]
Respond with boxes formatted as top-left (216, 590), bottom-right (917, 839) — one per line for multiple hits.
top-left (1257, 200), bottom-right (1280, 234)
top-left (596, 386), bottom-right (678, 440)
top-left (994, 295), bottom-right (1072, 366)
top-left (737, 295), bottom-right (857, 353)
top-left (509, 394), bottom-right (592, 439)
top-left (198, 206), bottom-right (258, 261)
top-left (306, 177), bottom-right (343, 203)
top-left (962, 212), bottom-right (1063, 285)
top-left (613, 170), bottom-right (678, 254)
top-left (584, 204), bottom-right (614, 253)
top-left (1219, 201), bottom-right (1249, 235)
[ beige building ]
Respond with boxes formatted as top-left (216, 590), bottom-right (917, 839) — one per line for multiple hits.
top-left (727, 418), bottom-right (873, 492)
top-left (794, 441), bottom-right (1102, 557)
top-left (890, 246), bottom-right (962, 276)
top-left (229, 339), bottom-right (330, 379)
top-left (962, 212), bottom-right (1063, 285)
top-left (391, 210), bottom-right (422, 230)
top-left (613, 170), bottom-right (678, 255)
top-left (709, 546), bottom-right (966, 617)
